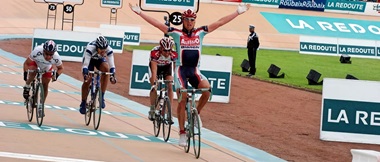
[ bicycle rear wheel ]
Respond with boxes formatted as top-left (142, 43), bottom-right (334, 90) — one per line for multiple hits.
top-left (162, 98), bottom-right (172, 142)
top-left (84, 88), bottom-right (92, 126)
top-left (93, 89), bottom-right (102, 130)
top-left (35, 83), bottom-right (45, 127)
top-left (192, 110), bottom-right (201, 159)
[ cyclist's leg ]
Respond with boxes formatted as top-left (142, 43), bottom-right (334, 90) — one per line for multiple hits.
top-left (23, 61), bottom-right (37, 99)
top-left (80, 60), bottom-right (94, 113)
top-left (149, 62), bottom-right (158, 107)
top-left (41, 65), bottom-right (53, 103)
top-left (164, 65), bottom-right (174, 106)
top-left (25, 61), bottom-right (38, 85)
top-left (188, 67), bottom-right (210, 114)
top-left (98, 59), bottom-right (109, 108)
top-left (175, 66), bottom-right (188, 146)
top-left (148, 62), bottom-right (158, 120)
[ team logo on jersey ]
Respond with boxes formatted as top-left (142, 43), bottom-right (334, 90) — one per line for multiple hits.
top-left (180, 36), bottom-right (200, 49)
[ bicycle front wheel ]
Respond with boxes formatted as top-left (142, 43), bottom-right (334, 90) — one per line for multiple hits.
top-left (93, 89), bottom-right (102, 130)
top-left (26, 98), bottom-right (34, 122)
top-left (162, 98), bottom-right (172, 142)
top-left (192, 110), bottom-right (201, 159)
top-left (35, 83), bottom-right (45, 127)
top-left (153, 96), bottom-right (161, 137)
top-left (84, 88), bottom-right (92, 126)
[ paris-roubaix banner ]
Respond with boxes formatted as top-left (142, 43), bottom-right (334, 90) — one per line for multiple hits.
top-left (73, 26), bottom-right (124, 53)
top-left (100, 24), bottom-right (141, 46)
top-left (142, 0), bottom-right (196, 10)
top-left (212, 0), bottom-right (280, 8)
top-left (32, 28), bottom-right (99, 62)
top-left (324, 0), bottom-right (380, 17)
top-left (100, 0), bottom-right (122, 8)
top-left (129, 50), bottom-right (232, 103)
top-left (299, 35), bottom-right (380, 59)
top-left (279, 0), bottom-right (326, 12)
top-left (320, 78), bottom-right (380, 145)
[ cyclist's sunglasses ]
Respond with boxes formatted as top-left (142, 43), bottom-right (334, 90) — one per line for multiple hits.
top-left (184, 17), bottom-right (195, 22)
top-left (43, 50), bottom-right (54, 56)
top-left (163, 49), bottom-right (171, 52)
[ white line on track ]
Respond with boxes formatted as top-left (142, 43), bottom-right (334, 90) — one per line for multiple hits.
top-left (0, 151), bottom-right (103, 162)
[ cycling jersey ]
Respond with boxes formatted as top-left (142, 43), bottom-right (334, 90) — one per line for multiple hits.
top-left (82, 41), bottom-right (115, 70)
top-left (168, 26), bottom-right (208, 67)
top-left (149, 46), bottom-right (178, 78)
top-left (168, 26), bottom-right (209, 89)
top-left (150, 46), bottom-right (178, 66)
top-left (29, 45), bottom-right (62, 72)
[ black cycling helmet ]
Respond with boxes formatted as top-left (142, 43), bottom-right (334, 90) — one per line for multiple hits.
top-left (43, 40), bottom-right (57, 53)
top-left (95, 35), bottom-right (108, 49)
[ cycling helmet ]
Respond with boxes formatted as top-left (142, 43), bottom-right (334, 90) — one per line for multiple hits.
top-left (182, 9), bottom-right (197, 18)
top-left (95, 35), bottom-right (108, 49)
top-left (159, 37), bottom-right (174, 50)
top-left (43, 40), bottom-right (57, 53)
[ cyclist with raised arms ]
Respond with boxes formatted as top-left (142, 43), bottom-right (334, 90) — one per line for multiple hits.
top-left (148, 37), bottom-right (178, 121)
top-left (79, 35), bottom-right (117, 115)
top-left (23, 40), bottom-right (64, 103)
top-left (129, 3), bottom-right (250, 146)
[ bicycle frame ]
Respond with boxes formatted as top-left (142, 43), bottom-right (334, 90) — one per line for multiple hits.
top-left (84, 70), bottom-right (113, 130)
top-left (25, 67), bottom-right (54, 127)
top-left (153, 74), bottom-right (174, 142)
top-left (179, 87), bottom-right (212, 159)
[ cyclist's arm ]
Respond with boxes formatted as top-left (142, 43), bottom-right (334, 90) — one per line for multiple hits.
top-left (106, 50), bottom-right (115, 70)
top-left (82, 49), bottom-right (92, 69)
top-left (150, 61), bottom-right (158, 82)
top-left (23, 57), bottom-right (33, 72)
top-left (56, 64), bottom-right (64, 76)
top-left (207, 12), bottom-right (239, 33)
top-left (135, 12), bottom-right (168, 34)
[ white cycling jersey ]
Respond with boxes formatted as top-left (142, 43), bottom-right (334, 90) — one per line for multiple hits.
top-left (29, 45), bottom-right (62, 71)
top-left (82, 41), bottom-right (115, 69)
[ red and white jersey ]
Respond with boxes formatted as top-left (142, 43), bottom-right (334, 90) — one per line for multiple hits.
top-left (150, 46), bottom-right (178, 66)
top-left (29, 45), bottom-right (62, 71)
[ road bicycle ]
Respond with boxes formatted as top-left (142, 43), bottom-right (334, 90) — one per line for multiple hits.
top-left (84, 70), bottom-right (113, 130)
top-left (25, 67), bottom-right (55, 127)
top-left (152, 74), bottom-right (174, 142)
top-left (179, 87), bottom-right (212, 159)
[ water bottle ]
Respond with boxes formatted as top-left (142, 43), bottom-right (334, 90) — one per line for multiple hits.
top-left (159, 98), bottom-right (164, 108)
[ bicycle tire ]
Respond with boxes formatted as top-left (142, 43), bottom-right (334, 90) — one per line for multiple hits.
top-left (93, 89), bottom-right (102, 130)
top-left (84, 87), bottom-right (92, 126)
top-left (192, 110), bottom-right (201, 159)
top-left (162, 97), bottom-right (172, 142)
top-left (35, 83), bottom-right (44, 127)
top-left (153, 96), bottom-right (161, 137)
top-left (26, 97), bottom-right (34, 122)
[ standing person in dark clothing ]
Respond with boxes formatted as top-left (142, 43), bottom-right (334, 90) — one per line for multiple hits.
top-left (246, 24), bottom-right (260, 77)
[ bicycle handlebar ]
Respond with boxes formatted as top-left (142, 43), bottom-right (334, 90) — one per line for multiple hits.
top-left (178, 87), bottom-right (213, 102)
top-left (156, 79), bottom-right (174, 84)
top-left (27, 69), bottom-right (55, 74)
top-left (88, 71), bottom-right (113, 75)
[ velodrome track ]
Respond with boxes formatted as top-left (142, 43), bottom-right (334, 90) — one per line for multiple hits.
top-left (0, 34), bottom-right (286, 161)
